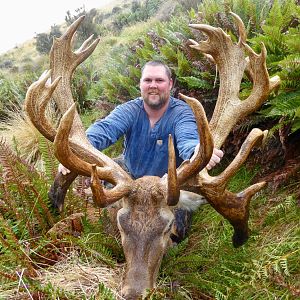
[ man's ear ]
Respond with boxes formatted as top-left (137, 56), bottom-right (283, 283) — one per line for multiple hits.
top-left (169, 78), bottom-right (173, 90)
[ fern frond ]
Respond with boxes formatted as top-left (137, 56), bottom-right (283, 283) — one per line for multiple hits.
top-left (0, 215), bottom-right (37, 277)
top-left (159, 42), bottom-right (178, 63)
top-left (260, 90), bottom-right (300, 118)
top-left (178, 76), bottom-right (212, 90)
top-left (38, 135), bottom-right (58, 181)
top-left (279, 54), bottom-right (300, 70)
top-left (97, 282), bottom-right (117, 300)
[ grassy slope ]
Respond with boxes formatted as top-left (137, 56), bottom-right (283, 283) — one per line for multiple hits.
top-left (159, 168), bottom-right (300, 299)
top-left (0, 1), bottom-right (299, 300)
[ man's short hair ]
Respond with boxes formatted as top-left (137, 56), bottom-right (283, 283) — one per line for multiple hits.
top-left (141, 61), bottom-right (172, 80)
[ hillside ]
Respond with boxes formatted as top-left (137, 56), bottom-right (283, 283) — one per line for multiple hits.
top-left (0, 0), bottom-right (299, 299)
top-left (0, 0), bottom-right (128, 73)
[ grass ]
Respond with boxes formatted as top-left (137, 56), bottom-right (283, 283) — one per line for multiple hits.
top-left (155, 172), bottom-right (300, 299)
top-left (0, 2), bottom-right (299, 298)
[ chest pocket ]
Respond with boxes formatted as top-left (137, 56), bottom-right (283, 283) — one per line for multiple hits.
top-left (154, 131), bottom-right (171, 155)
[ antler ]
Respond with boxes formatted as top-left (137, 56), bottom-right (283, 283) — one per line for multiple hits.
top-left (24, 16), bottom-right (213, 211)
top-left (181, 12), bottom-right (281, 247)
top-left (25, 16), bottom-right (134, 209)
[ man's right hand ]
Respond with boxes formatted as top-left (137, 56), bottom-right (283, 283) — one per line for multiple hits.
top-left (58, 163), bottom-right (71, 175)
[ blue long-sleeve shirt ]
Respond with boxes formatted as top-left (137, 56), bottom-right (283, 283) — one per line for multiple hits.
top-left (86, 97), bottom-right (199, 179)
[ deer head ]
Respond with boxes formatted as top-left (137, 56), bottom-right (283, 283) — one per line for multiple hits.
top-left (24, 13), bottom-right (280, 299)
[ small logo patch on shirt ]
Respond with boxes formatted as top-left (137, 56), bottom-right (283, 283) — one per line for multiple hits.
top-left (157, 139), bottom-right (163, 145)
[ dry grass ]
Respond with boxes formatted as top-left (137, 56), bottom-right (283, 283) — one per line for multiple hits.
top-left (0, 105), bottom-right (57, 167)
top-left (0, 110), bottom-right (40, 160)
top-left (38, 252), bottom-right (125, 299)
top-left (1, 251), bottom-right (126, 299)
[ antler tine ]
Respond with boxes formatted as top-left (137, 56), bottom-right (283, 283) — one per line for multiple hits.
top-left (54, 103), bottom-right (92, 176)
top-left (77, 34), bottom-right (94, 52)
top-left (54, 104), bottom-right (132, 206)
top-left (229, 11), bottom-right (247, 44)
top-left (215, 129), bottom-right (268, 184)
top-left (176, 93), bottom-right (214, 183)
top-left (62, 15), bottom-right (86, 45)
top-left (167, 135), bottom-right (180, 206)
top-left (54, 104), bottom-right (131, 184)
top-left (90, 164), bottom-right (131, 208)
top-left (76, 36), bottom-right (101, 65)
top-left (188, 24), bottom-right (228, 54)
top-left (24, 70), bottom-right (61, 142)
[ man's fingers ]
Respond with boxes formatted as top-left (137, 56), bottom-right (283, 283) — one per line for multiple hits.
top-left (206, 148), bottom-right (224, 170)
top-left (214, 148), bottom-right (224, 158)
top-left (58, 163), bottom-right (71, 175)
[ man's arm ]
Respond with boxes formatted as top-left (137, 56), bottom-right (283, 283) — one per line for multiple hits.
top-left (58, 101), bottom-right (137, 174)
top-left (174, 103), bottom-right (223, 170)
top-left (86, 102), bottom-right (136, 150)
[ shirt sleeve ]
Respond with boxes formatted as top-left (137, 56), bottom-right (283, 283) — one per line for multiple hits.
top-left (86, 102), bottom-right (136, 150)
top-left (174, 104), bottom-right (199, 160)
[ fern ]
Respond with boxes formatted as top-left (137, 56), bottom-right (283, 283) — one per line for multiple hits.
top-left (159, 42), bottom-right (178, 63)
top-left (95, 282), bottom-right (117, 300)
top-left (0, 215), bottom-right (37, 277)
top-left (175, 50), bottom-right (192, 77)
top-left (178, 76), bottom-right (212, 90)
top-left (38, 135), bottom-right (58, 181)
top-left (260, 90), bottom-right (300, 119)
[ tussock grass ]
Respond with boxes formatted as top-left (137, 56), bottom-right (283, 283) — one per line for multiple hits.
top-left (0, 104), bottom-right (57, 167)
top-left (0, 109), bottom-right (41, 161)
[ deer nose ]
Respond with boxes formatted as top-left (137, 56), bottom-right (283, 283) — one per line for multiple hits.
top-left (121, 287), bottom-right (142, 300)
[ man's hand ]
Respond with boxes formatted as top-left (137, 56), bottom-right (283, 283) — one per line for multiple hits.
top-left (191, 144), bottom-right (224, 170)
top-left (206, 148), bottom-right (224, 170)
top-left (58, 163), bottom-right (71, 175)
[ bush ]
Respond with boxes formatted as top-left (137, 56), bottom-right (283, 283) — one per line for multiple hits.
top-left (35, 25), bottom-right (62, 55)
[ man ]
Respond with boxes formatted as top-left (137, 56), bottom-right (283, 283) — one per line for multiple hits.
top-left (58, 60), bottom-right (223, 242)
top-left (59, 61), bottom-right (223, 177)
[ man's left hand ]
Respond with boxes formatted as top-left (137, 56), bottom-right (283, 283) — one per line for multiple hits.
top-left (191, 145), bottom-right (224, 170)
top-left (206, 148), bottom-right (224, 170)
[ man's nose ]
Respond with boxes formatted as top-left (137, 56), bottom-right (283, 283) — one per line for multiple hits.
top-left (149, 80), bottom-right (157, 88)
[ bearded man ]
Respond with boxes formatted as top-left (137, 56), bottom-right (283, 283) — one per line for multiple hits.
top-left (58, 60), bottom-right (223, 241)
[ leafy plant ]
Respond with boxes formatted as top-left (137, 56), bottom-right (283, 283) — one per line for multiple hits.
top-left (239, 0), bottom-right (299, 132)
top-left (35, 24), bottom-right (62, 55)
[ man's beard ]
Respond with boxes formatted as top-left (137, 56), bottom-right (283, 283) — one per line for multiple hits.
top-left (142, 92), bottom-right (169, 110)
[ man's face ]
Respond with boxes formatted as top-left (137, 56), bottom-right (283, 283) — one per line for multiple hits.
top-left (140, 65), bottom-right (173, 110)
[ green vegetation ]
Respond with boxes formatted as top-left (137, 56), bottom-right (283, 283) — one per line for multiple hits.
top-left (0, 142), bottom-right (299, 298)
top-left (35, 25), bottom-right (62, 55)
top-left (0, 0), bottom-right (299, 298)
